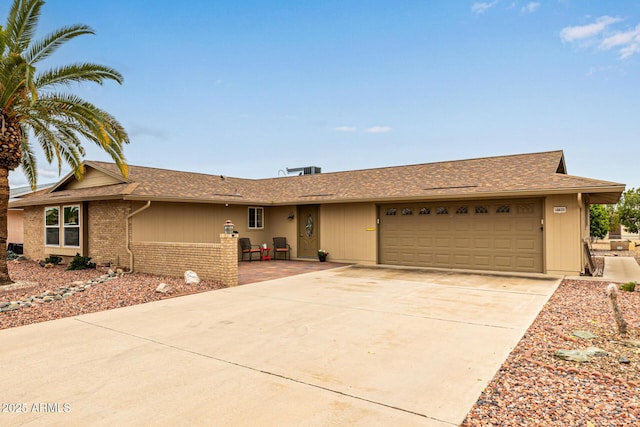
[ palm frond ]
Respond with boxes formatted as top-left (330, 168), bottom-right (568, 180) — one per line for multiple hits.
top-left (1, 0), bottom-right (129, 181)
top-left (5, 0), bottom-right (42, 53)
top-left (25, 24), bottom-right (94, 64)
top-left (18, 126), bottom-right (37, 188)
top-left (34, 63), bottom-right (123, 88)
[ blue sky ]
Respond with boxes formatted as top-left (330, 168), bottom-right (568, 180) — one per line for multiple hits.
top-left (4, 1), bottom-right (640, 191)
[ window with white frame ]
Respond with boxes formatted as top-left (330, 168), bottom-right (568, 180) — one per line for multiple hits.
top-left (248, 207), bottom-right (264, 229)
top-left (63, 205), bottom-right (80, 247)
top-left (45, 207), bottom-right (60, 246)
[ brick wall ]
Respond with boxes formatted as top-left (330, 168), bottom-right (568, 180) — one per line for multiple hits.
top-left (23, 206), bottom-right (44, 260)
top-left (87, 200), bottom-right (131, 269)
top-left (130, 234), bottom-right (238, 286)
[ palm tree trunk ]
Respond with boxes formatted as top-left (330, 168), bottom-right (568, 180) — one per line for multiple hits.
top-left (0, 168), bottom-right (11, 285)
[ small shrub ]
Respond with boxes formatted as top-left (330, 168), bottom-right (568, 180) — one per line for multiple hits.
top-left (66, 253), bottom-right (96, 271)
top-left (6, 250), bottom-right (18, 261)
top-left (619, 281), bottom-right (637, 292)
top-left (45, 255), bottom-right (62, 265)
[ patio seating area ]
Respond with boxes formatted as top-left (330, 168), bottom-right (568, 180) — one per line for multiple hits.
top-left (238, 260), bottom-right (346, 285)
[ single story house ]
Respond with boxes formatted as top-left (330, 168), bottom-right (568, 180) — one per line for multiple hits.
top-left (9, 150), bottom-right (624, 280)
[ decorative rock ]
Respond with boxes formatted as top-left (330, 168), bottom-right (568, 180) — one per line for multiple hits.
top-left (184, 270), bottom-right (200, 285)
top-left (572, 330), bottom-right (597, 339)
top-left (108, 269), bottom-right (116, 277)
top-left (619, 356), bottom-right (630, 364)
top-left (554, 347), bottom-right (608, 363)
top-left (44, 263), bottom-right (54, 269)
top-left (0, 270), bottom-right (123, 314)
top-left (116, 269), bottom-right (124, 276)
top-left (156, 283), bottom-right (170, 293)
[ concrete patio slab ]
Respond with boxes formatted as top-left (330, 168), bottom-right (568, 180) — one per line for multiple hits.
top-left (0, 266), bottom-right (560, 426)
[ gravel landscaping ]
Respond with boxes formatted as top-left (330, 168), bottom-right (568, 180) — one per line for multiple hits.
top-left (0, 260), bottom-right (224, 330)
top-left (1, 258), bottom-right (639, 425)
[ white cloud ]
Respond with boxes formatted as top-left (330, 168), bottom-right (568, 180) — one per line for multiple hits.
top-left (333, 126), bottom-right (357, 132)
top-left (365, 126), bottom-right (392, 134)
top-left (599, 24), bottom-right (640, 58)
top-left (521, 2), bottom-right (540, 14)
top-left (560, 16), bottom-right (622, 43)
top-left (561, 16), bottom-right (640, 59)
top-left (471, 1), bottom-right (499, 15)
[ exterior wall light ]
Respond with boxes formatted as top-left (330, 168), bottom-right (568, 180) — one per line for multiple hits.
top-left (224, 219), bottom-right (234, 234)
top-left (287, 212), bottom-right (295, 221)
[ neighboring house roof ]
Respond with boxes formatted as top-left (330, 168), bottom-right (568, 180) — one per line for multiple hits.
top-left (9, 183), bottom-right (54, 204)
top-left (9, 150), bottom-right (625, 208)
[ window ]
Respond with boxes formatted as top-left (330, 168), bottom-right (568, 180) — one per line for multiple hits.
top-left (401, 208), bottom-right (413, 215)
top-left (475, 206), bottom-right (489, 214)
top-left (386, 208), bottom-right (397, 216)
top-left (455, 207), bottom-right (468, 214)
top-left (436, 207), bottom-right (449, 215)
top-left (496, 205), bottom-right (511, 214)
top-left (248, 207), bottom-right (264, 229)
top-left (419, 208), bottom-right (430, 215)
top-left (63, 205), bottom-right (80, 247)
top-left (45, 205), bottom-right (81, 247)
top-left (45, 207), bottom-right (60, 246)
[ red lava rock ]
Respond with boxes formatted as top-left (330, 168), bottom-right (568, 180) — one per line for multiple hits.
top-left (461, 278), bottom-right (640, 426)
top-left (1, 261), bottom-right (225, 330)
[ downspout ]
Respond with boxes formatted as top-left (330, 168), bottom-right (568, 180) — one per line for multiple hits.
top-left (126, 201), bottom-right (151, 273)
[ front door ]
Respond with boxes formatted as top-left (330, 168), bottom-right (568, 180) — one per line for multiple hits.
top-left (298, 205), bottom-right (319, 258)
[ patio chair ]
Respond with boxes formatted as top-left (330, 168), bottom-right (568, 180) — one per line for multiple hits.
top-left (239, 238), bottom-right (261, 261)
top-left (272, 237), bottom-right (291, 260)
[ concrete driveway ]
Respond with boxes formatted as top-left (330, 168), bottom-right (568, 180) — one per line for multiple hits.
top-left (0, 266), bottom-right (560, 426)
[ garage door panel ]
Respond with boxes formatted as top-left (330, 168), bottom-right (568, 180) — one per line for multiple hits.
top-left (516, 239), bottom-right (536, 250)
top-left (435, 238), bottom-right (450, 248)
top-left (473, 238), bottom-right (491, 249)
top-left (516, 257), bottom-right (536, 269)
top-left (380, 199), bottom-right (543, 273)
top-left (494, 238), bottom-right (513, 250)
top-left (515, 219), bottom-right (538, 232)
top-left (454, 238), bottom-right (470, 248)
top-left (494, 256), bottom-right (513, 267)
top-left (473, 255), bottom-right (491, 267)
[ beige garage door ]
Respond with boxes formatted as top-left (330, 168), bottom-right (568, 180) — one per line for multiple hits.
top-left (379, 199), bottom-right (543, 273)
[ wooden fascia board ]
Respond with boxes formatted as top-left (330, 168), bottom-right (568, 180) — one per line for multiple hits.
top-left (9, 194), bottom-right (126, 208)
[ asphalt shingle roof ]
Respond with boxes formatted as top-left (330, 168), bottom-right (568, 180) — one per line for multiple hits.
top-left (10, 150), bottom-right (625, 207)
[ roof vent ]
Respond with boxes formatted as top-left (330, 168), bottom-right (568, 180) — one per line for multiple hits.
top-left (286, 166), bottom-right (322, 176)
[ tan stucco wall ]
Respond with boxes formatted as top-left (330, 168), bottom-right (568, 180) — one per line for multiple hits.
top-left (320, 203), bottom-right (377, 264)
top-left (131, 202), bottom-right (300, 260)
top-left (7, 209), bottom-right (23, 245)
top-left (266, 206), bottom-right (298, 257)
top-left (544, 194), bottom-right (583, 275)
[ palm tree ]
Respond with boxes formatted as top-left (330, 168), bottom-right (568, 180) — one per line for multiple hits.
top-left (0, 0), bottom-right (129, 285)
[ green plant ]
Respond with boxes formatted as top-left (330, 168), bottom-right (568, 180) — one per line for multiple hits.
top-left (0, 0), bottom-right (129, 286)
top-left (66, 253), bottom-right (96, 270)
top-left (589, 204), bottom-right (610, 241)
top-left (619, 281), bottom-right (637, 292)
top-left (44, 255), bottom-right (62, 265)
